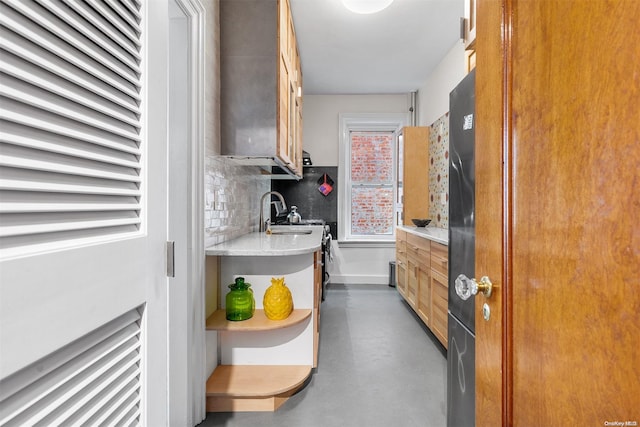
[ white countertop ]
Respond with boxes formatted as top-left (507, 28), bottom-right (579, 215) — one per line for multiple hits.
top-left (397, 225), bottom-right (448, 245)
top-left (205, 226), bottom-right (324, 256)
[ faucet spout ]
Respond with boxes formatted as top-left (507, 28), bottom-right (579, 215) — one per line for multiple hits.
top-left (259, 191), bottom-right (287, 232)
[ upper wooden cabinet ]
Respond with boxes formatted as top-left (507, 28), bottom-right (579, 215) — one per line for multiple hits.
top-left (464, 0), bottom-right (477, 72)
top-left (400, 127), bottom-right (430, 225)
top-left (463, 0), bottom-right (476, 49)
top-left (220, 0), bottom-right (303, 177)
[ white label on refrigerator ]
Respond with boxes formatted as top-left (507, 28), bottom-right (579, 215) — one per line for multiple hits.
top-left (463, 114), bottom-right (474, 130)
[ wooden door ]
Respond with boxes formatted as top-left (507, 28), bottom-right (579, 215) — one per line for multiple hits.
top-left (475, 0), bottom-right (640, 425)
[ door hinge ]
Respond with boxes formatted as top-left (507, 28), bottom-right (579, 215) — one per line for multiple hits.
top-left (166, 241), bottom-right (175, 277)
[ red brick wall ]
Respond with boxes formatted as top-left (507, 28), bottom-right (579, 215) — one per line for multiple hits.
top-left (349, 132), bottom-right (394, 235)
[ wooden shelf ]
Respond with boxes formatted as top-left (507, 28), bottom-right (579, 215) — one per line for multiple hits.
top-left (205, 309), bottom-right (311, 331)
top-left (206, 365), bottom-right (312, 412)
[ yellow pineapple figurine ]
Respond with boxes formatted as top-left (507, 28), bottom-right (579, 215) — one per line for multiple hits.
top-left (263, 277), bottom-right (293, 320)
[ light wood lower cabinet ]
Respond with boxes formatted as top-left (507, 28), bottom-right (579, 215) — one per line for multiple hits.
top-left (396, 231), bottom-right (449, 348)
top-left (430, 241), bottom-right (449, 349)
top-left (407, 233), bottom-right (430, 324)
top-left (396, 229), bottom-right (408, 297)
top-left (416, 264), bottom-right (431, 326)
top-left (430, 269), bottom-right (448, 348)
top-left (406, 256), bottom-right (419, 308)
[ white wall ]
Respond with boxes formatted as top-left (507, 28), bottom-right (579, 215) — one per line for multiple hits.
top-left (416, 41), bottom-right (467, 126)
top-left (329, 243), bottom-right (396, 285)
top-left (303, 94), bottom-right (411, 166)
top-left (301, 44), bottom-right (467, 285)
top-left (302, 94), bottom-right (409, 285)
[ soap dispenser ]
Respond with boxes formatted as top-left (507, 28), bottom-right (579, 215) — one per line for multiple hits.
top-left (287, 206), bottom-right (302, 224)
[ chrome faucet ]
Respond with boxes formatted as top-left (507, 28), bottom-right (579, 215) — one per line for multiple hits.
top-left (259, 191), bottom-right (287, 232)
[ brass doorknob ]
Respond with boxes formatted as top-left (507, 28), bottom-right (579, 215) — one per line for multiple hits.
top-left (455, 274), bottom-right (493, 300)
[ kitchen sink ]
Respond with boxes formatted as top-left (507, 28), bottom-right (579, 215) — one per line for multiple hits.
top-left (269, 229), bottom-right (313, 235)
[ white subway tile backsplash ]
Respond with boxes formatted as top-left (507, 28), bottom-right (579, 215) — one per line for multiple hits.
top-left (204, 157), bottom-right (270, 248)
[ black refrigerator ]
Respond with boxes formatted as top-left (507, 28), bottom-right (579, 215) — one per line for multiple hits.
top-left (447, 69), bottom-right (476, 427)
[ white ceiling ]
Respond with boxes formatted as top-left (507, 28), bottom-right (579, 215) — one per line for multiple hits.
top-left (290, 0), bottom-right (465, 95)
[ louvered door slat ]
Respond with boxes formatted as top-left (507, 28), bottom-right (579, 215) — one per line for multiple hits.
top-left (85, 0), bottom-right (140, 47)
top-left (5, 0), bottom-right (140, 86)
top-left (1, 79), bottom-right (140, 141)
top-left (1, 4), bottom-right (140, 101)
top-left (0, 308), bottom-right (143, 427)
top-left (0, 217), bottom-right (141, 238)
top-left (1, 53), bottom-right (140, 129)
top-left (119, 0), bottom-right (141, 21)
top-left (0, 310), bottom-right (141, 402)
top-left (0, 324), bottom-right (140, 421)
top-left (32, 354), bottom-right (141, 427)
top-left (115, 404), bottom-right (141, 427)
top-left (60, 0), bottom-right (141, 61)
top-left (64, 373), bottom-right (139, 427)
top-left (1, 103), bottom-right (140, 155)
top-left (78, 378), bottom-right (138, 426)
top-left (0, 149), bottom-right (141, 183)
top-left (35, 0), bottom-right (141, 73)
top-left (104, 0), bottom-right (139, 29)
top-left (1, 30), bottom-right (141, 114)
top-left (0, 178), bottom-right (141, 197)
top-left (100, 394), bottom-right (139, 427)
top-left (0, 202), bottom-right (139, 213)
top-left (2, 336), bottom-right (140, 426)
top-left (0, 122), bottom-right (140, 169)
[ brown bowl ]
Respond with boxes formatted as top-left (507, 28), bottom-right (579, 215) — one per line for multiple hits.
top-left (411, 219), bottom-right (431, 227)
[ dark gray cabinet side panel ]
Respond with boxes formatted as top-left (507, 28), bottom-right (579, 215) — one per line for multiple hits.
top-left (220, 0), bottom-right (278, 156)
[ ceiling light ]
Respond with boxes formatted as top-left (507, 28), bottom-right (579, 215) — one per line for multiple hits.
top-left (341, 0), bottom-right (394, 14)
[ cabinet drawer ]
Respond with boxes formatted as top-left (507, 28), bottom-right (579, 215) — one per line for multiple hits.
top-left (407, 233), bottom-right (430, 261)
top-left (396, 230), bottom-right (407, 256)
top-left (430, 242), bottom-right (448, 277)
top-left (396, 243), bottom-right (406, 258)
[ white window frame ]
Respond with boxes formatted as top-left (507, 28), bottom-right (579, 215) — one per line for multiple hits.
top-left (338, 113), bottom-right (408, 243)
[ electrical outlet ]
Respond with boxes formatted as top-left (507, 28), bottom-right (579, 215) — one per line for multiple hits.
top-left (440, 193), bottom-right (447, 205)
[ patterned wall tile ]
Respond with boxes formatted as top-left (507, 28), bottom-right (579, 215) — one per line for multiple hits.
top-left (429, 112), bottom-right (449, 229)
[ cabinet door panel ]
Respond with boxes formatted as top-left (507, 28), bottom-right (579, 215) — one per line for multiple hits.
top-left (406, 258), bottom-right (418, 308)
top-left (401, 127), bottom-right (430, 225)
top-left (416, 266), bottom-right (431, 326)
top-left (430, 269), bottom-right (448, 348)
top-left (396, 258), bottom-right (407, 297)
top-left (278, 55), bottom-right (292, 166)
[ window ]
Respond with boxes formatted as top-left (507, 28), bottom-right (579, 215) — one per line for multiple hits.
top-left (338, 113), bottom-right (408, 242)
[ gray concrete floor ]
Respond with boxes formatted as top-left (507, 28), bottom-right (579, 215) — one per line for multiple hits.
top-left (199, 283), bottom-right (447, 427)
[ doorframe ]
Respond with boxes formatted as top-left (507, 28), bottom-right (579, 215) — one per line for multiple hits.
top-left (167, 0), bottom-right (206, 424)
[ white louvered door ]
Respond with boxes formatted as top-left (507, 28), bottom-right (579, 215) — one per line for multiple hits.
top-left (0, 1), bottom-right (170, 425)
